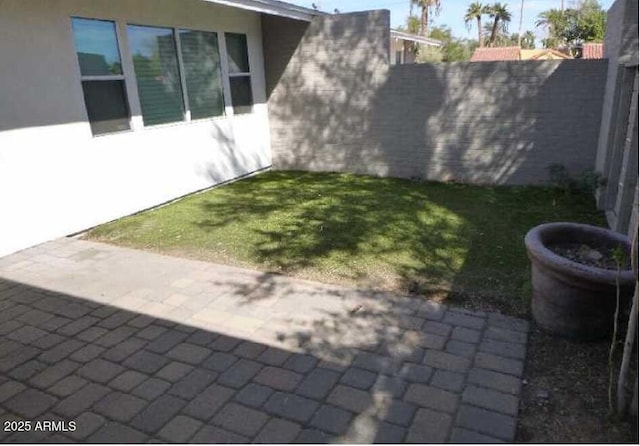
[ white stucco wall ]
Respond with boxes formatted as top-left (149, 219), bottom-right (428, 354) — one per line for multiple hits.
top-left (390, 38), bottom-right (402, 65)
top-left (0, 0), bottom-right (272, 257)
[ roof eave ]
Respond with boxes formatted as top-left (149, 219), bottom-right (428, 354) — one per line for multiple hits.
top-left (205, 0), bottom-right (326, 21)
top-left (390, 30), bottom-right (442, 47)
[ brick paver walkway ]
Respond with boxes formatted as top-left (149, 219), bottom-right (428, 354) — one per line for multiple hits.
top-left (0, 238), bottom-right (529, 443)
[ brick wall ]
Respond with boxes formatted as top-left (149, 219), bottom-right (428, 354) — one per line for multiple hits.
top-left (263, 11), bottom-right (608, 185)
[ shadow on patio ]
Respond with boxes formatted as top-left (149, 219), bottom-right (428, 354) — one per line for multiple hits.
top-left (0, 238), bottom-right (528, 443)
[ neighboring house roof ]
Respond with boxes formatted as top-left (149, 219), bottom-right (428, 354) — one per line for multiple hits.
top-left (471, 47), bottom-right (575, 61)
top-left (521, 49), bottom-right (571, 60)
top-left (581, 43), bottom-right (604, 59)
top-left (390, 30), bottom-right (442, 48)
top-left (470, 47), bottom-right (521, 61)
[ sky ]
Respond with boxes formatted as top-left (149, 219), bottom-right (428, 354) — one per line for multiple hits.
top-left (285, 0), bottom-right (614, 44)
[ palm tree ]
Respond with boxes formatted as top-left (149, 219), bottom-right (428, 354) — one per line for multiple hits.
top-left (483, 22), bottom-right (509, 46)
top-left (411, 0), bottom-right (442, 37)
top-left (487, 3), bottom-right (512, 47)
top-left (521, 30), bottom-right (536, 48)
top-left (536, 9), bottom-right (567, 48)
top-left (464, 2), bottom-right (487, 47)
top-left (517, 0), bottom-right (524, 47)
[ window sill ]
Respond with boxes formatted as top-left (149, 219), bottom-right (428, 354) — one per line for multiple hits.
top-left (90, 111), bottom-right (258, 137)
top-left (91, 128), bottom-right (134, 138)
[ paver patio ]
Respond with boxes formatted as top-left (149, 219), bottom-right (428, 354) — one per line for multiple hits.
top-left (0, 238), bottom-right (529, 443)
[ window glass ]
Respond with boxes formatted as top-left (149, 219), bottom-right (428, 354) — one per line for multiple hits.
top-left (225, 33), bottom-right (253, 114)
top-left (225, 33), bottom-right (250, 73)
top-left (128, 25), bottom-right (184, 126)
top-left (229, 76), bottom-right (253, 114)
top-left (72, 18), bottom-right (123, 76)
top-left (179, 30), bottom-right (224, 120)
top-left (81, 80), bottom-right (130, 135)
top-left (72, 17), bottom-right (130, 135)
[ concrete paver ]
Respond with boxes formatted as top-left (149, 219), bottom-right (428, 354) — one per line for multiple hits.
top-left (0, 238), bottom-right (530, 442)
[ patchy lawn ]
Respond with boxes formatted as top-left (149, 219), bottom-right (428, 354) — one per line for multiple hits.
top-left (84, 170), bottom-right (605, 317)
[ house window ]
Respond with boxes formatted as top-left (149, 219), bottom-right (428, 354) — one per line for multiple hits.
top-left (225, 33), bottom-right (253, 114)
top-left (73, 19), bottom-right (245, 130)
top-left (178, 30), bottom-right (225, 120)
top-left (127, 25), bottom-right (185, 126)
top-left (71, 18), bottom-right (130, 135)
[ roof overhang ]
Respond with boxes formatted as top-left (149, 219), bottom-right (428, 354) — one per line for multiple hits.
top-left (390, 30), bottom-right (442, 47)
top-left (206, 0), bottom-right (326, 21)
top-left (207, 0), bottom-right (444, 49)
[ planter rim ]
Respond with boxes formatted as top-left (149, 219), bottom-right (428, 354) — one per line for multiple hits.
top-left (525, 222), bottom-right (635, 285)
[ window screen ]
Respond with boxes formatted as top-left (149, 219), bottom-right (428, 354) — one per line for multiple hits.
top-left (81, 81), bottom-right (130, 135)
top-left (226, 33), bottom-right (250, 74)
top-left (229, 77), bottom-right (253, 114)
top-left (128, 25), bottom-right (184, 126)
top-left (179, 30), bottom-right (224, 120)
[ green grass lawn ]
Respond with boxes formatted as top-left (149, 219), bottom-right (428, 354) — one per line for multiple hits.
top-left (84, 171), bottom-right (606, 317)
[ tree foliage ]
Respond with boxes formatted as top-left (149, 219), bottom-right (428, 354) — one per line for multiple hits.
top-left (536, 0), bottom-right (606, 50)
top-left (463, 1), bottom-right (532, 49)
top-left (411, 0), bottom-right (442, 36)
top-left (520, 30), bottom-right (536, 49)
top-left (487, 3), bottom-right (512, 47)
top-left (464, 2), bottom-right (489, 47)
top-left (425, 26), bottom-right (477, 62)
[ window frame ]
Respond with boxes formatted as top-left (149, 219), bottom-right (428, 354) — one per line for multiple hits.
top-left (71, 16), bottom-right (258, 135)
top-left (127, 23), bottom-right (231, 127)
top-left (126, 23), bottom-right (187, 127)
top-left (71, 16), bottom-right (133, 136)
top-left (224, 32), bottom-right (254, 115)
top-left (176, 28), bottom-right (227, 122)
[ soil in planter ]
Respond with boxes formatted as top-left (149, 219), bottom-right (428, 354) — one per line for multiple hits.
top-left (549, 242), bottom-right (631, 270)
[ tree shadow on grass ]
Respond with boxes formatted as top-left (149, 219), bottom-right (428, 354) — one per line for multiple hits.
top-left (423, 185), bottom-right (607, 317)
top-left (193, 171), bottom-right (606, 317)
top-left (195, 171), bottom-right (468, 295)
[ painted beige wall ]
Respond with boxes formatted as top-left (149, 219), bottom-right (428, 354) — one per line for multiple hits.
top-left (0, 0), bottom-right (272, 256)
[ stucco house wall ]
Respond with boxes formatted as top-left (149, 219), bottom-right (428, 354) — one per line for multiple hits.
top-left (390, 38), bottom-right (415, 65)
top-left (0, 0), bottom-right (272, 257)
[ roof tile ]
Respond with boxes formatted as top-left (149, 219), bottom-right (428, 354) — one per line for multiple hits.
top-left (470, 47), bottom-right (521, 62)
top-left (581, 43), bottom-right (603, 59)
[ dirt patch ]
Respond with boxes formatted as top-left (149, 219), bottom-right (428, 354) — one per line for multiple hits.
top-left (517, 325), bottom-right (637, 443)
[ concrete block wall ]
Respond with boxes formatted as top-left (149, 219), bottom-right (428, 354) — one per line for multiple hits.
top-left (264, 11), bottom-right (608, 185)
top-left (372, 60), bottom-right (607, 184)
top-left (264, 10), bottom-right (393, 176)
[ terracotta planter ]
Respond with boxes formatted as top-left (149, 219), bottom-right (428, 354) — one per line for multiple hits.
top-left (524, 222), bottom-right (635, 340)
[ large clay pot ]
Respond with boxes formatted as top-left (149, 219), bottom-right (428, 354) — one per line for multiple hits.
top-left (524, 222), bottom-right (635, 340)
